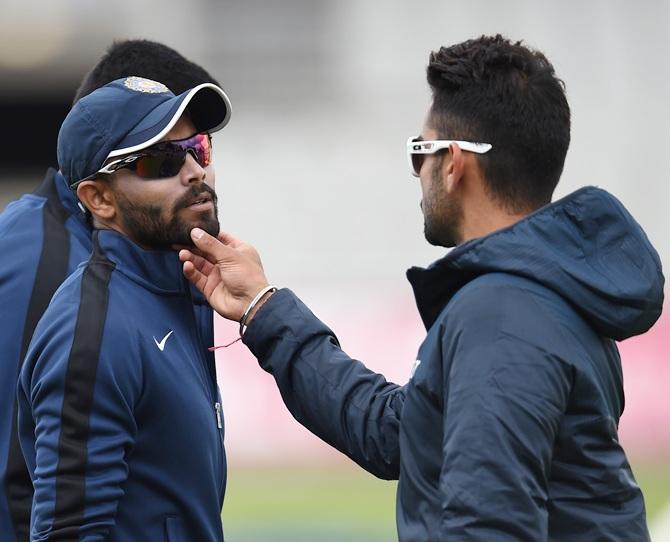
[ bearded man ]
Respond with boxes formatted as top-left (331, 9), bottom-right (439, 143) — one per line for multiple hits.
top-left (17, 76), bottom-right (231, 541)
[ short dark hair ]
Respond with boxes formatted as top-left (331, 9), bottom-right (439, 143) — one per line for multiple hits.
top-left (427, 34), bottom-right (570, 211)
top-left (73, 39), bottom-right (220, 104)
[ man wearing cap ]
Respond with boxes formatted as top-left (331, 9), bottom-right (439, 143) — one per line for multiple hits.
top-left (0, 40), bottom-right (223, 542)
top-left (16, 77), bottom-right (231, 541)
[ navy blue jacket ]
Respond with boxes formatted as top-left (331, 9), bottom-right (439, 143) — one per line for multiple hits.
top-left (0, 171), bottom-right (217, 542)
top-left (17, 230), bottom-right (225, 541)
top-left (243, 187), bottom-right (664, 541)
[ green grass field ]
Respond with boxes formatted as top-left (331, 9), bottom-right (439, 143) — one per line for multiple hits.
top-left (222, 462), bottom-right (670, 541)
top-left (633, 463), bottom-right (670, 521)
top-left (223, 466), bottom-right (396, 541)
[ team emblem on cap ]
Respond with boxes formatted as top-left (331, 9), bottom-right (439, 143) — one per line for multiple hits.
top-left (123, 76), bottom-right (170, 94)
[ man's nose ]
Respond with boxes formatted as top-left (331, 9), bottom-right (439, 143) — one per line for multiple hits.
top-left (182, 152), bottom-right (207, 184)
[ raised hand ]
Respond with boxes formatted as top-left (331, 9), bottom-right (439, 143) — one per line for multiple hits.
top-left (179, 228), bottom-right (271, 322)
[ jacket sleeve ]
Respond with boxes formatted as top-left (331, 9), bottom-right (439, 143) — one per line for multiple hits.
top-left (19, 315), bottom-right (141, 541)
top-left (243, 288), bottom-right (405, 479)
top-left (437, 287), bottom-right (572, 540)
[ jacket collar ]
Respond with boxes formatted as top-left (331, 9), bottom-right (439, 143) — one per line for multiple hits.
top-left (53, 169), bottom-right (85, 217)
top-left (405, 188), bottom-right (591, 331)
top-left (406, 186), bottom-right (664, 338)
top-left (406, 257), bottom-right (473, 332)
top-left (405, 188), bottom-right (597, 330)
top-left (34, 168), bottom-right (90, 223)
top-left (93, 229), bottom-right (187, 295)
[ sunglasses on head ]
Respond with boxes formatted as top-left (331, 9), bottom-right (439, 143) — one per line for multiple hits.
top-left (73, 133), bottom-right (212, 187)
top-left (406, 137), bottom-right (492, 177)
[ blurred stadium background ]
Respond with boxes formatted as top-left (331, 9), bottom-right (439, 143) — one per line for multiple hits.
top-left (1, 0), bottom-right (668, 539)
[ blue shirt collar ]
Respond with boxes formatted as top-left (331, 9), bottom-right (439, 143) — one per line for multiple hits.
top-left (94, 229), bottom-right (187, 295)
top-left (54, 170), bottom-right (86, 217)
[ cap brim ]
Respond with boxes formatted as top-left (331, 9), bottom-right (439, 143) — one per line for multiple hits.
top-left (107, 83), bottom-right (231, 158)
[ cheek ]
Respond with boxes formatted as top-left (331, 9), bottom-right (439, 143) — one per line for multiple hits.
top-left (203, 163), bottom-right (216, 188)
top-left (419, 175), bottom-right (431, 203)
top-left (121, 183), bottom-right (175, 215)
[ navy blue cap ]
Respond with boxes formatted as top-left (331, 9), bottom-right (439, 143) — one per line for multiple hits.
top-left (57, 76), bottom-right (232, 186)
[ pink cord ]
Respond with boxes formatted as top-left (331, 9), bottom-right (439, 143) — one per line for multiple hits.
top-left (208, 337), bottom-right (242, 351)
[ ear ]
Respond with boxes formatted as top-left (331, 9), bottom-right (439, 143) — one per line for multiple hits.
top-left (443, 142), bottom-right (465, 193)
top-left (76, 179), bottom-right (117, 221)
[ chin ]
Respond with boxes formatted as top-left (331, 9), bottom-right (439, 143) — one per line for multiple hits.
top-left (195, 217), bottom-right (220, 238)
top-left (424, 222), bottom-right (459, 248)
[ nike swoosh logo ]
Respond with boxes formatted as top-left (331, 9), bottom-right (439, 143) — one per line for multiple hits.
top-left (153, 330), bottom-right (174, 352)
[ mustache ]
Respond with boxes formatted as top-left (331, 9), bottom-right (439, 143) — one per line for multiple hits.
top-left (173, 184), bottom-right (218, 212)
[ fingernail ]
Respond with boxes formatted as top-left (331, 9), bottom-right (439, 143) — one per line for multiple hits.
top-left (191, 228), bottom-right (204, 240)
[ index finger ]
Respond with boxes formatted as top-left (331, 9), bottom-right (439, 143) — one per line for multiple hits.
top-left (217, 230), bottom-right (244, 247)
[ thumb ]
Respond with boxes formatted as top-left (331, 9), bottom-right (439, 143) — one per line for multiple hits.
top-left (190, 228), bottom-right (234, 262)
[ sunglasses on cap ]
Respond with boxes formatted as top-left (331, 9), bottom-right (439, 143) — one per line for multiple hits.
top-left (72, 133), bottom-right (212, 187)
top-left (406, 137), bottom-right (492, 177)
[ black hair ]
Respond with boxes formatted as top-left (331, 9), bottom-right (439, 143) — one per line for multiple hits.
top-left (73, 39), bottom-right (220, 104)
top-left (427, 34), bottom-right (571, 211)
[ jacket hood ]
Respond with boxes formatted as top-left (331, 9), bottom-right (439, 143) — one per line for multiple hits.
top-left (407, 186), bottom-right (664, 341)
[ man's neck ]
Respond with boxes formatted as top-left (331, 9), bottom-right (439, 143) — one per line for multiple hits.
top-left (460, 199), bottom-right (529, 244)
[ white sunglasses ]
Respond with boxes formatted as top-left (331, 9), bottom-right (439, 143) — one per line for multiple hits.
top-left (406, 137), bottom-right (492, 177)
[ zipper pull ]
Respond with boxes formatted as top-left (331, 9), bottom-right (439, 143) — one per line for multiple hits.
top-left (214, 402), bottom-right (223, 429)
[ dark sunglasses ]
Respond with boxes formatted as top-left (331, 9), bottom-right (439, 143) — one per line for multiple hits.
top-left (406, 136), bottom-right (492, 177)
top-left (73, 133), bottom-right (212, 186)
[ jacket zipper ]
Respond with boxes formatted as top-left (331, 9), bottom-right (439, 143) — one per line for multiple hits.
top-left (215, 402), bottom-right (223, 429)
top-left (184, 284), bottom-right (226, 501)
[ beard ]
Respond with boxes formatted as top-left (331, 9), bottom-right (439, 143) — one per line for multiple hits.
top-left (116, 184), bottom-right (220, 250)
top-left (422, 158), bottom-right (462, 248)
